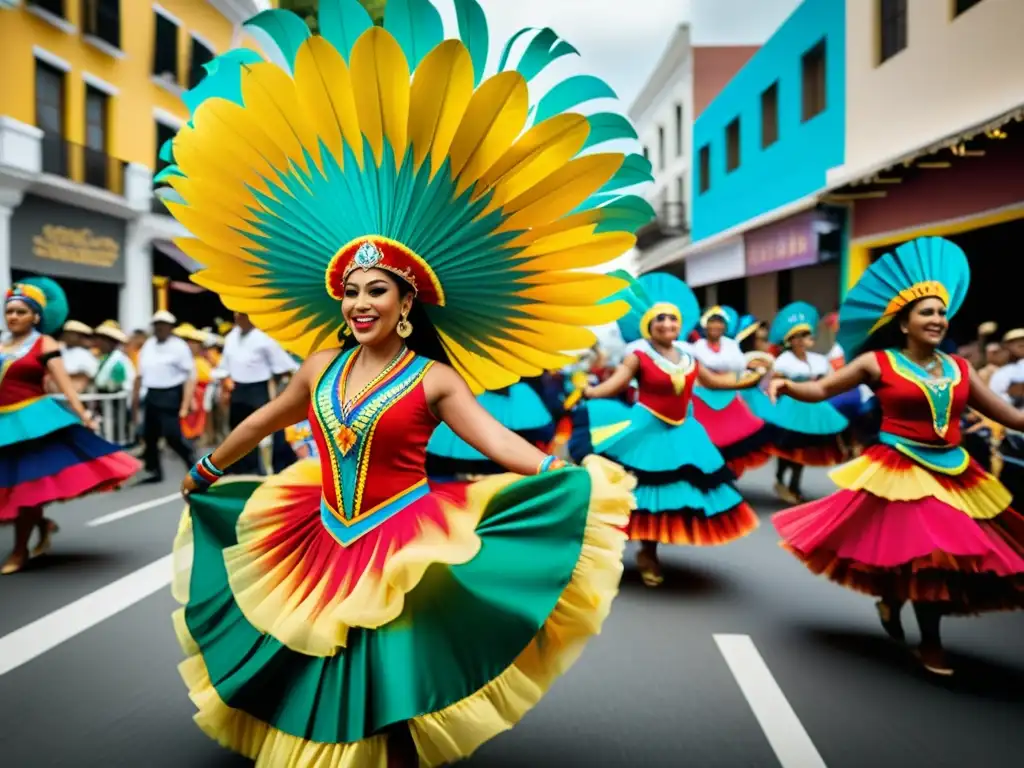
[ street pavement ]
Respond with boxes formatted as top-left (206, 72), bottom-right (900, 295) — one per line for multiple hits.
top-left (1, 462), bottom-right (1022, 768)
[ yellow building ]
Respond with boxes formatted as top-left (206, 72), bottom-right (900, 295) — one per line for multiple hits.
top-left (0, 0), bottom-right (274, 330)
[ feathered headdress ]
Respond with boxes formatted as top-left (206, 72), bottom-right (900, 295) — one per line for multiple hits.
top-left (155, 0), bottom-right (654, 392)
top-left (837, 237), bottom-right (969, 357)
top-left (769, 301), bottom-right (819, 346)
top-left (5, 277), bottom-right (68, 335)
top-left (606, 271), bottom-right (700, 344)
top-left (734, 313), bottom-right (760, 343)
top-left (699, 305), bottom-right (739, 337)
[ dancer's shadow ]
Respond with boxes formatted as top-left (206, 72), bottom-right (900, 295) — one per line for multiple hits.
top-left (22, 550), bottom-right (128, 575)
top-left (805, 626), bottom-right (1024, 706)
top-left (619, 560), bottom-right (734, 600)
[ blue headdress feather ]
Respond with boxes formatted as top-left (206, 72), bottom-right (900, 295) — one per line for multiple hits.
top-left (7, 277), bottom-right (69, 336)
top-left (609, 271), bottom-right (699, 343)
top-left (769, 301), bottom-right (819, 347)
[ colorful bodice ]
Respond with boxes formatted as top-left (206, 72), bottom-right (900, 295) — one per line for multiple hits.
top-left (0, 334), bottom-right (46, 408)
top-left (308, 347), bottom-right (436, 546)
top-left (874, 350), bottom-right (971, 474)
top-left (634, 345), bottom-right (698, 425)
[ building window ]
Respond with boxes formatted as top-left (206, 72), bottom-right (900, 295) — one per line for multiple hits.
top-left (725, 118), bottom-right (740, 172)
top-left (84, 85), bottom-right (110, 188)
top-left (82, 0), bottom-right (121, 49)
top-left (698, 144), bottom-right (710, 193)
top-left (674, 104), bottom-right (683, 156)
top-left (761, 81), bottom-right (779, 148)
top-left (878, 0), bottom-right (907, 63)
top-left (642, 145), bottom-right (649, 163)
top-left (801, 39), bottom-right (827, 122)
top-left (954, 0), bottom-right (984, 16)
top-left (35, 59), bottom-right (66, 175)
top-left (188, 37), bottom-right (215, 89)
top-left (657, 125), bottom-right (666, 170)
top-left (28, 0), bottom-right (65, 17)
top-left (153, 11), bottom-right (180, 82)
top-left (674, 175), bottom-right (686, 228)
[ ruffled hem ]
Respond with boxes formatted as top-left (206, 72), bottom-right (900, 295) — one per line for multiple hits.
top-left (0, 397), bottom-right (80, 448)
top-left (726, 449), bottom-right (773, 478)
top-left (768, 433), bottom-right (848, 467)
top-left (692, 395), bottom-right (766, 449)
top-left (627, 502), bottom-right (759, 547)
top-left (172, 456), bottom-right (632, 766)
top-left (1, 451), bottom-right (140, 520)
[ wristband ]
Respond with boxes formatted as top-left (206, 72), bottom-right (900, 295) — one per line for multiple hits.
top-left (537, 455), bottom-right (566, 474)
top-left (189, 453), bottom-right (224, 492)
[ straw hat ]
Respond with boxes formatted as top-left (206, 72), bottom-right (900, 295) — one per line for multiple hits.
top-left (1003, 328), bottom-right (1024, 343)
top-left (152, 310), bottom-right (177, 325)
top-left (94, 320), bottom-right (128, 344)
top-left (63, 320), bottom-right (94, 335)
top-left (174, 322), bottom-right (209, 344)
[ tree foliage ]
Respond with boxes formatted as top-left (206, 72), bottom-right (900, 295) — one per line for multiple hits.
top-left (278, 0), bottom-right (387, 33)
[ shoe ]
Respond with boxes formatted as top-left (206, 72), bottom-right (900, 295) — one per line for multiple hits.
top-left (875, 600), bottom-right (905, 643)
top-left (915, 646), bottom-right (954, 677)
top-left (30, 520), bottom-right (60, 559)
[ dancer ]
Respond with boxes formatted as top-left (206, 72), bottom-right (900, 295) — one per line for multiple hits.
top-left (570, 273), bottom-right (763, 587)
top-left (174, 323), bottom-right (213, 443)
top-left (759, 302), bottom-right (849, 503)
top-left (426, 382), bottom-right (555, 481)
top-left (691, 305), bottom-right (772, 477)
top-left (772, 236), bottom-right (1024, 676)
top-left (1, 278), bottom-right (140, 574)
top-left (161, 1), bottom-right (652, 763)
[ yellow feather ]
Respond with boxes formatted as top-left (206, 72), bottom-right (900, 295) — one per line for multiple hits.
top-left (294, 37), bottom-right (363, 168)
top-left (516, 232), bottom-right (636, 272)
top-left (501, 325), bottom-right (598, 355)
top-left (472, 341), bottom-right (538, 377)
top-left (349, 28), bottom-right (411, 167)
top-left (448, 71), bottom-right (529, 195)
top-left (408, 41), bottom-right (475, 176)
top-left (239, 63), bottom-right (320, 173)
top-left (517, 275), bottom-right (629, 303)
top-left (498, 153), bottom-right (623, 233)
top-left (191, 273), bottom-right (270, 298)
top-left (486, 338), bottom-right (574, 371)
top-left (169, 177), bottom-right (260, 237)
top-left (169, 206), bottom-right (262, 257)
top-left (518, 300), bottom-right (628, 326)
top-left (190, 99), bottom-right (290, 177)
top-left (171, 117), bottom-right (276, 199)
top-left (506, 209), bottom-right (604, 248)
top-left (477, 115), bottom-right (589, 209)
top-left (437, 331), bottom-right (519, 393)
top-left (514, 223), bottom-right (600, 257)
top-left (506, 318), bottom-right (595, 349)
top-left (177, 235), bottom-right (265, 272)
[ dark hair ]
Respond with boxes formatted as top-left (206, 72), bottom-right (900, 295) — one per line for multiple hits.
top-left (860, 300), bottom-right (921, 354)
top-left (738, 323), bottom-right (765, 353)
top-left (339, 272), bottom-right (452, 366)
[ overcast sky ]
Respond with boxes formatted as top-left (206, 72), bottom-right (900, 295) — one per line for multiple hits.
top-left (444, 0), bottom-right (804, 106)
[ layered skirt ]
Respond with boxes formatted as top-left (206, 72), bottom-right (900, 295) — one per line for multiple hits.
top-left (743, 386), bottom-right (849, 466)
top-left (0, 396), bottom-right (139, 519)
top-left (774, 444), bottom-right (1024, 614)
top-left (691, 386), bottom-right (772, 477)
top-left (569, 399), bottom-right (757, 546)
top-left (172, 456), bottom-right (633, 766)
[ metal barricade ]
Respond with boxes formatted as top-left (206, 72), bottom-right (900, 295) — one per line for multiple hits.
top-left (53, 391), bottom-right (135, 446)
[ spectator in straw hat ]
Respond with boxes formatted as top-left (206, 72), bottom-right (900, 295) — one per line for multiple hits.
top-left (93, 321), bottom-right (136, 445)
top-left (58, 320), bottom-right (98, 392)
top-left (989, 328), bottom-right (1024, 403)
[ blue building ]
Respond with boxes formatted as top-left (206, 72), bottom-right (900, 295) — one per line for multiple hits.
top-left (674, 0), bottom-right (848, 321)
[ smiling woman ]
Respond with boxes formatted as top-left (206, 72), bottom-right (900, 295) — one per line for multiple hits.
top-left (157, 0), bottom-right (655, 765)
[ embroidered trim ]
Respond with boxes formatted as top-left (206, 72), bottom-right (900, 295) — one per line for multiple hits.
top-left (885, 350), bottom-right (961, 441)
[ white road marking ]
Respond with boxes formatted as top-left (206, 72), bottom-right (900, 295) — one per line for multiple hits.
top-left (715, 634), bottom-right (828, 768)
top-left (0, 555), bottom-right (173, 677)
top-left (86, 492), bottom-right (182, 527)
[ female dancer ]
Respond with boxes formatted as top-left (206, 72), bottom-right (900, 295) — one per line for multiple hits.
top-left (174, 323), bottom-right (213, 444)
top-left (426, 381), bottom-right (555, 481)
top-left (161, 1), bottom-right (651, 763)
top-left (1, 278), bottom-right (140, 574)
top-left (772, 236), bottom-right (1024, 676)
top-left (571, 273), bottom-right (762, 586)
top-left (760, 302), bottom-right (849, 503)
top-left (691, 305), bottom-right (772, 477)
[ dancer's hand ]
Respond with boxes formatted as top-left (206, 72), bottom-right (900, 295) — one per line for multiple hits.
top-left (79, 409), bottom-right (99, 431)
top-left (181, 472), bottom-right (198, 499)
top-left (768, 378), bottom-right (787, 404)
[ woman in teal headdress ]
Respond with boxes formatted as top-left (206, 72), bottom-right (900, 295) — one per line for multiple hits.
top-left (570, 273), bottom-right (764, 586)
top-left (162, 0), bottom-right (656, 763)
top-left (771, 237), bottom-right (1024, 675)
top-left (753, 302), bottom-right (849, 503)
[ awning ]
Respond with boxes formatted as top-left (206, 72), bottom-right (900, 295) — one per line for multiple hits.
top-left (831, 102), bottom-right (1024, 189)
top-left (153, 238), bottom-right (203, 273)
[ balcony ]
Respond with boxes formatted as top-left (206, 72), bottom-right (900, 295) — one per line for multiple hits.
top-left (39, 133), bottom-right (126, 195)
top-left (636, 201), bottom-right (689, 251)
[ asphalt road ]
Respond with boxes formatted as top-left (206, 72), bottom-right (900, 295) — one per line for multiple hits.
top-left (1, 462), bottom-right (1022, 768)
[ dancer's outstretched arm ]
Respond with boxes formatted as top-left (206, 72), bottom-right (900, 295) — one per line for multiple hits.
top-left (770, 353), bottom-right (880, 404)
top-left (583, 354), bottom-right (640, 400)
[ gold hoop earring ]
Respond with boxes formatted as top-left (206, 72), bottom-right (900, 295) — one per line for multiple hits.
top-left (396, 313), bottom-right (413, 339)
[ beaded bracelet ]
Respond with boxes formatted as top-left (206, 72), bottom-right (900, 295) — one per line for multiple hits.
top-left (188, 453), bottom-right (225, 493)
top-left (536, 455), bottom-right (566, 474)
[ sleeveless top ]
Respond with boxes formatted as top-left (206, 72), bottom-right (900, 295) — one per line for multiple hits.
top-left (0, 334), bottom-right (47, 408)
top-left (307, 347), bottom-right (437, 546)
top-left (629, 340), bottom-right (699, 425)
top-left (873, 349), bottom-right (971, 475)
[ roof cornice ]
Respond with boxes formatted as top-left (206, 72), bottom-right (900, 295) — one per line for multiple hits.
top-left (207, 0), bottom-right (271, 26)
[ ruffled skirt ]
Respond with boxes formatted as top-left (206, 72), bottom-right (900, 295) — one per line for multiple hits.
top-left (172, 456), bottom-right (633, 766)
top-left (743, 387), bottom-right (849, 466)
top-left (0, 397), bottom-right (140, 520)
top-left (570, 399), bottom-right (757, 546)
top-left (773, 444), bottom-right (1024, 614)
top-left (691, 386), bottom-right (772, 477)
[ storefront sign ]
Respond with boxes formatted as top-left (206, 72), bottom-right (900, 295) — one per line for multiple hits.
top-left (10, 195), bottom-right (126, 283)
top-left (685, 237), bottom-right (746, 287)
top-left (744, 210), bottom-right (820, 277)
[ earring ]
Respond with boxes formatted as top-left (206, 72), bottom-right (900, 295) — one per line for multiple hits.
top-left (396, 312), bottom-right (413, 339)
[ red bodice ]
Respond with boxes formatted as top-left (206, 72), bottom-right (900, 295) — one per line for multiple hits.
top-left (634, 349), bottom-right (698, 424)
top-left (0, 336), bottom-right (47, 408)
top-left (873, 350), bottom-right (970, 446)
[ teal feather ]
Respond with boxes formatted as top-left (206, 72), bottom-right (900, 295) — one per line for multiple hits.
top-left (516, 28), bottom-right (578, 82)
top-left (181, 49), bottom-right (261, 113)
top-left (243, 9), bottom-right (311, 73)
top-left (615, 273), bottom-right (700, 343)
top-left (317, 0), bottom-right (373, 63)
top-left (592, 196), bottom-right (657, 234)
top-left (583, 112), bottom-right (638, 149)
top-left (769, 301), bottom-right (819, 346)
top-left (837, 236), bottom-right (970, 356)
top-left (153, 166), bottom-right (184, 183)
top-left (452, 0), bottom-right (489, 85)
top-left (17, 276), bottom-right (69, 335)
top-left (534, 75), bottom-right (617, 123)
top-left (158, 138), bottom-right (175, 164)
top-left (156, 188), bottom-right (186, 205)
top-left (597, 153), bottom-right (653, 194)
top-left (384, 0), bottom-right (444, 71)
top-left (497, 27), bottom-right (536, 72)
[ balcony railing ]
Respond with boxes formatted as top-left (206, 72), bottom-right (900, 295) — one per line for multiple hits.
top-left (636, 201), bottom-right (689, 251)
top-left (39, 133), bottom-right (126, 195)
